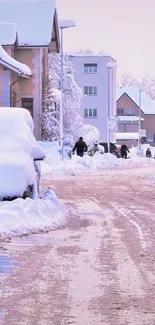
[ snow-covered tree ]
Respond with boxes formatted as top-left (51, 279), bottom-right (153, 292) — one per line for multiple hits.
top-left (41, 75), bottom-right (61, 140)
top-left (41, 53), bottom-right (83, 141)
top-left (120, 73), bottom-right (155, 100)
top-left (80, 124), bottom-right (100, 146)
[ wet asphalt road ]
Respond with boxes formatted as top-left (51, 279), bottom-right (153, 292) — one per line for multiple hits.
top-left (1, 165), bottom-right (155, 325)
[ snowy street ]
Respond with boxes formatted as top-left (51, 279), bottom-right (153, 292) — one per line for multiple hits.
top-left (1, 165), bottom-right (155, 325)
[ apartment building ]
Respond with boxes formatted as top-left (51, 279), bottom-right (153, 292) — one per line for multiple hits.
top-left (69, 54), bottom-right (117, 142)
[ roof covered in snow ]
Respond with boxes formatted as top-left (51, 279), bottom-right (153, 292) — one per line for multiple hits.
top-left (116, 132), bottom-right (139, 140)
top-left (116, 86), bottom-right (155, 115)
top-left (68, 53), bottom-right (115, 60)
top-left (0, 0), bottom-right (56, 46)
top-left (69, 53), bottom-right (110, 57)
top-left (118, 116), bottom-right (144, 122)
top-left (0, 23), bottom-right (17, 45)
top-left (0, 45), bottom-right (32, 77)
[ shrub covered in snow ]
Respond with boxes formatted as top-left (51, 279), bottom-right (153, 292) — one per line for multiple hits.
top-left (79, 124), bottom-right (100, 146)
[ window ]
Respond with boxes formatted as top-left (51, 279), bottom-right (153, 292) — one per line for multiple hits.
top-left (117, 108), bottom-right (124, 115)
top-left (147, 133), bottom-right (154, 142)
top-left (93, 108), bottom-right (97, 117)
top-left (84, 108), bottom-right (97, 118)
top-left (128, 109), bottom-right (133, 115)
top-left (84, 64), bottom-right (97, 73)
top-left (21, 98), bottom-right (33, 117)
top-left (84, 86), bottom-right (97, 96)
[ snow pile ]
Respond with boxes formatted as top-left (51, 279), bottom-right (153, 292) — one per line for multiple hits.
top-left (0, 190), bottom-right (68, 241)
top-left (44, 153), bottom-right (120, 175)
top-left (40, 141), bottom-right (120, 175)
top-left (129, 144), bottom-right (155, 158)
top-left (40, 141), bottom-right (155, 176)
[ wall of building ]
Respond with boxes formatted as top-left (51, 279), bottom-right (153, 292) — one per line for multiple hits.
top-left (118, 122), bottom-right (139, 133)
top-left (0, 66), bottom-right (10, 107)
top-left (14, 48), bottom-right (43, 140)
top-left (110, 66), bottom-right (117, 142)
top-left (69, 55), bottom-right (117, 142)
top-left (117, 94), bottom-right (142, 116)
top-left (117, 139), bottom-right (138, 148)
top-left (142, 115), bottom-right (155, 146)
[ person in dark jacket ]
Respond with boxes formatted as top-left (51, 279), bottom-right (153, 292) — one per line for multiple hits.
top-left (73, 137), bottom-right (88, 157)
top-left (146, 148), bottom-right (152, 158)
top-left (120, 144), bottom-right (130, 159)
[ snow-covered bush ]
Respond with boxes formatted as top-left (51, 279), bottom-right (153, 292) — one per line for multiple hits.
top-left (79, 124), bottom-right (100, 146)
top-left (41, 53), bottom-right (83, 141)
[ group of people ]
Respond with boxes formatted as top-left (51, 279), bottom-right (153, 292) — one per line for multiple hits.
top-left (72, 138), bottom-right (154, 159)
top-left (72, 137), bottom-right (130, 159)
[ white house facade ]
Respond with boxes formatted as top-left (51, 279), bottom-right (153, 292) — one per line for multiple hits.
top-left (69, 54), bottom-right (117, 142)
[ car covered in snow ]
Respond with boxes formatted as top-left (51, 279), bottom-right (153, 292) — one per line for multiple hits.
top-left (0, 107), bottom-right (45, 200)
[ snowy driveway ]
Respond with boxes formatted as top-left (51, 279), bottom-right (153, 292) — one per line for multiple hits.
top-left (1, 165), bottom-right (155, 325)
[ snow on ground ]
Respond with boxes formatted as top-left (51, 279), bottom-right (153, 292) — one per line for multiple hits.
top-left (39, 141), bottom-right (155, 176)
top-left (0, 190), bottom-right (68, 241)
top-left (129, 144), bottom-right (155, 158)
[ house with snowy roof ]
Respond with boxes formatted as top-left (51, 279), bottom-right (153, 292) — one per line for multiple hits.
top-left (116, 86), bottom-right (155, 147)
top-left (0, 0), bottom-right (59, 139)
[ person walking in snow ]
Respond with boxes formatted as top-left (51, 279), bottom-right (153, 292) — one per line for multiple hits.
top-left (72, 137), bottom-right (88, 157)
top-left (120, 144), bottom-right (130, 159)
top-left (93, 142), bottom-right (99, 155)
top-left (146, 148), bottom-right (152, 158)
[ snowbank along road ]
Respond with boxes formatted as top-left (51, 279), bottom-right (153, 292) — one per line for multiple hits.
top-left (1, 165), bottom-right (155, 325)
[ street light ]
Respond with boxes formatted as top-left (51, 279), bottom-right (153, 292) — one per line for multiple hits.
top-left (107, 61), bottom-right (118, 153)
top-left (59, 20), bottom-right (76, 160)
top-left (138, 87), bottom-right (143, 155)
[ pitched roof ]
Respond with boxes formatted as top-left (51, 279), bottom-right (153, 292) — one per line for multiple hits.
top-left (0, 23), bottom-right (17, 46)
top-left (0, 45), bottom-right (32, 77)
top-left (116, 86), bottom-right (155, 115)
top-left (0, 0), bottom-right (56, 47)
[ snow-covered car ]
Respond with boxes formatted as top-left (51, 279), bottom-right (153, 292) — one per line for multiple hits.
top-left (0, 108), bottom-right (45, 200)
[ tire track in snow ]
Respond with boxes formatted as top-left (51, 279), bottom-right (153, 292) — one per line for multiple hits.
top-left (110, 202), bottom-right (147, 250)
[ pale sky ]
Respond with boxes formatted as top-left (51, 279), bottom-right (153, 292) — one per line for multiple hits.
top-left (56, 0), bottom-right (155, 79)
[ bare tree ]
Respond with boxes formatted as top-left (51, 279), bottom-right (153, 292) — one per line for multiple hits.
top-left (120, 73), bottom-right (155, 100)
